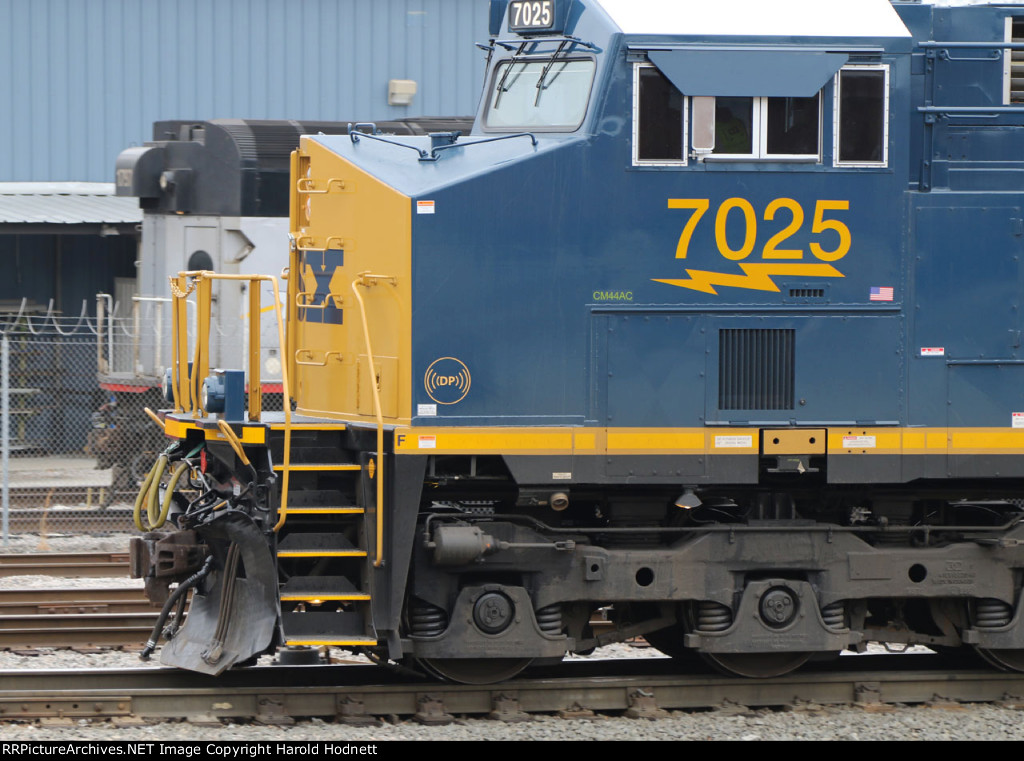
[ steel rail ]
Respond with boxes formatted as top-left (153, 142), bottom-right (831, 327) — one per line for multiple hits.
top-left (0, 552), bottom-right (130, 578)
top-left (1, 656), bottom-right (1023, 722)
top-left (0, 587), bottom-right (149, 615)
top-left (2, 507), bottom-right (134, 533)
top-left (0, 614), bottom-right (157, 650)
top-left (0, 592), bottom-right (608, 651)
top-left (0, 587), bottom-right (166, 650)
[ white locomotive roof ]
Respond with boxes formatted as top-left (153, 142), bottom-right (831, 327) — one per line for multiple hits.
top-left (598, 0), bottom-right (911, 39)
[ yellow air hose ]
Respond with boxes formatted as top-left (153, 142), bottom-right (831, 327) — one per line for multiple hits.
top-left (133, 455), bottom-right (192, 531)
top-left (148, 460), bottom-right (191, 529)
top-left (133, 454), bottom-right (167, 532)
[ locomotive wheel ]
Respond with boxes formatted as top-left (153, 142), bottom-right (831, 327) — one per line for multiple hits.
top-left (678, 601), bottom-right (813, 677)
top-left (648, 616), bottom-right (812, 676)
top-left (416, 657), bottom-right (534, 684)
top-left (971, 648), bottom-right (1024, 673)
top-left (700, 651), bottom-right (813, 678)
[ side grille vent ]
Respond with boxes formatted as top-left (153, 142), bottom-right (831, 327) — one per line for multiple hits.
top-left (788, 288), bottom-right (825, 300)
top-left (719, 329), bottom-right (795, 410)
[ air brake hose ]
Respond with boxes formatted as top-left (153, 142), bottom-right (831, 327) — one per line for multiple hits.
top-left (133, 449), bottom-right (198, 531)
top-left (148, 460), bottom-right (191, 530)
top-left (133, 454), bottom-right (167, 532)
top-left (139, 554), bottom-right (214, 661)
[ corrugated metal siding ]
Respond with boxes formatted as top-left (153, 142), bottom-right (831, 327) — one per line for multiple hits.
top-left (0, 234), bottom-right (137, 309)
top-left (0, 0), bottom-right (489, 182)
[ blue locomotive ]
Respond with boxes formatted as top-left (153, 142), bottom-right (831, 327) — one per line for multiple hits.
top-left (131, 0), bottom-right (1024, 682)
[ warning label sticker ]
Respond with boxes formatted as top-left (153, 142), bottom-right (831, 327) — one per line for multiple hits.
top-left (843, 435), bottom-right (876, 449)
top-left (714, 435), bottom-right (753, 449)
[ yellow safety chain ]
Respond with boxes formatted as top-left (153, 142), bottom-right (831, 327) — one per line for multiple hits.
top-left (169, 276), bottom-right (197, 299)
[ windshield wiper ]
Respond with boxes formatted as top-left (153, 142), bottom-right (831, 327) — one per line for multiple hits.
top-left (493, 41), bottom-right (529, 109)
top-left (534, 39), bottom-right (571, 107)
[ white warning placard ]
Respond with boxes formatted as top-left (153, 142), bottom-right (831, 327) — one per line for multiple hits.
top-left (714, 435), bottom-right (753, 449)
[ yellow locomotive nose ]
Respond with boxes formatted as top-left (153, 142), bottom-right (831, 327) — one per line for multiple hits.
top-left (287, 140), bottom-right (413, 425)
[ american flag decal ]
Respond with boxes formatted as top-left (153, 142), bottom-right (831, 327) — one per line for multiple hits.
top-left (869, 286), bottom-right (894, 302)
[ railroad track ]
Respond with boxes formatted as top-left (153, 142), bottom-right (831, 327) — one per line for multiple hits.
top-left (0, 586), bottom-right (617, 651)
top-left (1, 654), bottom-right (1023, 723)
top-left (0, 551), bottom-right (130, 578)
top-left (2, 507), bottom-right (135, 533)
top-left (0, 586), bottom-right (150, 614)
top-left (0, 575), bottom-right (152, 650)
top-left (0, 587), bottom-right (155, 650)
top-left (0, 596), bottom-right (615, 653)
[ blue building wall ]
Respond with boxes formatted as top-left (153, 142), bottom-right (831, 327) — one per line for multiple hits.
top-left (0, 0), bottom-right (489, 182)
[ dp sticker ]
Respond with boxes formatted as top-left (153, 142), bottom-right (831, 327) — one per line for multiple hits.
top-left (424, 357), bottom-right (471, 405)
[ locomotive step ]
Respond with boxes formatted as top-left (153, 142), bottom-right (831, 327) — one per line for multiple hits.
top-left (282, 506), bottom-right (364, 516)
top-left (264, 414), bottom-right (348, 430)
top-left (281, 610), bottom-right (376, 647)
top-left (282, 489), bottom-right (355, 507)
top-left (274, 462), bottom-right (361, 472)
top-left (280, 576), bottom-right (370, 602)
top-left (276, 533), bottom-right (366, 557)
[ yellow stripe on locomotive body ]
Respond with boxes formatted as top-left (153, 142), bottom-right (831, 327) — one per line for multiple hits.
top-left (394, 427), bottom-right (740, 455)
top-left (289, 136), bottom-right (414, 426)
top-left (392, 425), bottom-right (1024, 459)
top-left (158, 415), bottom-right (1024, 465)
top-left (387, 424), bottom-right (1024, 487)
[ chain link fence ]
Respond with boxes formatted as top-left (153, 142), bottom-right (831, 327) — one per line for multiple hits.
top-left (0, 296), bottom-right (282, 547)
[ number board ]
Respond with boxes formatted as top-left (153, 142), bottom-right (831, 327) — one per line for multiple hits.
top-left (509, 0), bottom-right (560, 33)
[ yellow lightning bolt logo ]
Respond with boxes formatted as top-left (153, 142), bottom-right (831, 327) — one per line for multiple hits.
top-left (654, 263), bottom-right (844, 295)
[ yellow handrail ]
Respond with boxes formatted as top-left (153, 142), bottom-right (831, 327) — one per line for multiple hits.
top-left (294, 349), bottom-right (343, 367)
top-left (295, 291), bottom-right (344, 309)
top-left (169, 271), bottom-right (293, 532)
top-left (296, 177), bottom-right (348, 194)
top-left (142, 406), bottom-right (166, 433)
top-left (351, 271), bottom-right (397, 568)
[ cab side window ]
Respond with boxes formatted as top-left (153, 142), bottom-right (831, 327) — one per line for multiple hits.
top-left (632, 61), bottom-right (888, 167)
top-left (834, 66), bottom-right (888, 166)
top-left (710, 95), bottom-right (820, 159)
top-left (634, 65), bottom-right (687, 164)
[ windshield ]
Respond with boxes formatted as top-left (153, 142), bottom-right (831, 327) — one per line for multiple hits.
top-left (484, 58), bottom-right (596, 131)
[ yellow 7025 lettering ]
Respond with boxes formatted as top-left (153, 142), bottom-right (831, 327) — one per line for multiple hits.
top-left (668, 199), bottom-right (709, 258)
top-left (669, 198), bottom-right (851, 262)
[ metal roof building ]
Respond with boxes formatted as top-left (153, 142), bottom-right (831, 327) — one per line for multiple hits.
top-left (0, 0), bottom-right (489, 183)
top-left (0, 0), bottom-right (488, 314)
top-left (0, 184), bottom-right (141, 230)
top-left (0, 183), bottom-right (140, 311)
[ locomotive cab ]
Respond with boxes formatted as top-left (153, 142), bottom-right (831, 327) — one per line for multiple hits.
top-left (133, 0), bottom-right (1024, 682)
